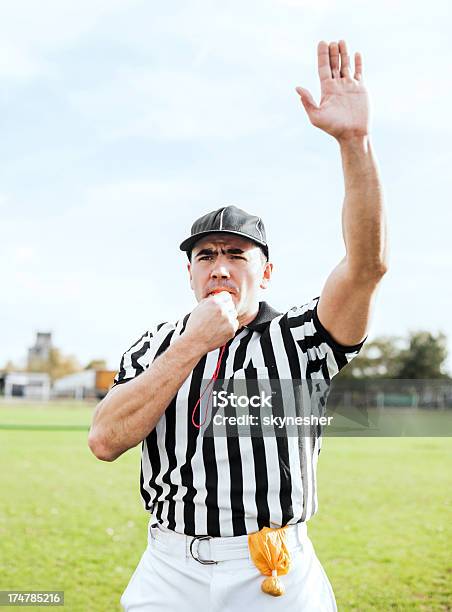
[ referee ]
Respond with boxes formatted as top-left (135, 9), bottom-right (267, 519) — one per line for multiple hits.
top-left (88, 40), bottom-right (388, 611)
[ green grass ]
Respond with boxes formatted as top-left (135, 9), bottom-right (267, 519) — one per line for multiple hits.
top-left (0, 402), bottom-right (450, 611)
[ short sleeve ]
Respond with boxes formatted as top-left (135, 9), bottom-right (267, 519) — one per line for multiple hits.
top-left (111, 330), bottom-right (155, 388)
top-left (286, 295), bottom-right (367, 379)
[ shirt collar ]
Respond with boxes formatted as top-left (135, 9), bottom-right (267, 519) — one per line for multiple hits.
top-left (245, 301), bottom-right (282, 333)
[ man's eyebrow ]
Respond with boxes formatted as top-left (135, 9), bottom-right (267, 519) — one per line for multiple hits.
top-left (194, 247), bottom-right (246, 257)
top-left (195, 248), bottom-right (215, 257)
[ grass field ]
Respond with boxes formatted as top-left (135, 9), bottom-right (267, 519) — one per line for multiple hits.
top-left (0, 401), bottom-right (450, 611)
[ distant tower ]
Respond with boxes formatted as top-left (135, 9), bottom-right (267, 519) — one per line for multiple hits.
top-left (28, 332), bottom-right (52, 368)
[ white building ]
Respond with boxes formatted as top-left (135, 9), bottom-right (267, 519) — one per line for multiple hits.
top-left (1, 371), bottom-right (51, 400)
top-left (52, 369), bottom-right (115, 400)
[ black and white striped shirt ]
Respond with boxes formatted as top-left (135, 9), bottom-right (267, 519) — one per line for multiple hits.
top-left (112, 296), bottom-right (365, 536)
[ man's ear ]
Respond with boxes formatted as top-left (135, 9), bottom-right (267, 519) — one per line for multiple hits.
top-left (260, 262), bottom-right (273, 290)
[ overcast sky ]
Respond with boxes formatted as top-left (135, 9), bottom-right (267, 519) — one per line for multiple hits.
top-left (2, 0), bottom-right (451, 374)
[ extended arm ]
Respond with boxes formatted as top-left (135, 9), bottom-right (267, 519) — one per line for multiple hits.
top-left (88, 334), bottom-right (203, 461)
top-left (296, 40), bottom-right (388, 346)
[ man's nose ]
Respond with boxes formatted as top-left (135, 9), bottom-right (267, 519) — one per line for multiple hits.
top-left (210, 262), bottom-right (231, 279)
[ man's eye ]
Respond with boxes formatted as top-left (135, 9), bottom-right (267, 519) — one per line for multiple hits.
top-left (199, 256), bottom-right (213, 261)
top-left (231, 255), bottom-right (245, 260)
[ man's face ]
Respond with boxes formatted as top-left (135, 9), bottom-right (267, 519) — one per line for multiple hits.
top-left (187, 234), bottom-right (273, 316)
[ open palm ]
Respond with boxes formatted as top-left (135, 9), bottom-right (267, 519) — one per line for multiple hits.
top-left (296, 40), bottom-right (370, 141)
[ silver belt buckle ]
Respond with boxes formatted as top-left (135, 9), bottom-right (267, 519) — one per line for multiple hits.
top-left (189, 535), bottom-right (218, 565)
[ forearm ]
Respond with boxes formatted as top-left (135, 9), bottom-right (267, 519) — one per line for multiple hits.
top-left (338, 135), bottom-right (388, 278)
top-left (88, 334), bottom-right (204, 461)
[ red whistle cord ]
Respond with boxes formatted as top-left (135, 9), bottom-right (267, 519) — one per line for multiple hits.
top-left (191, 344), bottom-right (227, 429)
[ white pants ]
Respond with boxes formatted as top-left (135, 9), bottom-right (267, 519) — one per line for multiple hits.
top-left (121, 521), bottom-right (337, 611)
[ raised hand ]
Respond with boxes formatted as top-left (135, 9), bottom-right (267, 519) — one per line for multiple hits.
top-left (295, 40), bottom-right (370, 142)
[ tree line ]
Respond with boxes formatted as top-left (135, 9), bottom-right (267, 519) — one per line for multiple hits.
top-left (337, 331), bottom-right (450, 380)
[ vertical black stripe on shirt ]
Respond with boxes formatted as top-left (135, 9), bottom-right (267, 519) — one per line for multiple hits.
top-left (233, 328), bottom-right (253, 365)
top-left (163, 395), bottom-right (178, 531)
top-left (203, 429), bottom-right (219, 535)
top-left (278, 314), bottom-right (308, 524)
top-left (292, 365), bottom-right (310, 525)
top-left (159, 327), bottom-right (185, 532)
top-left (141, 428), bottom-right (163, 510)
top-left (139, 328), bottom-right (176, 511)
top-left (155, 500), bottom-right (164, 523)
top-left (239, 334), bottom-right (270, 530)
top-left (181, 353), bottom-right (208, 536)
top-left (160, 320), bottom-right (187, 531)
top-left (224, 335), bottom-right (250, 536)
top-left (203, 342), bottom-right (235, 537)
top-left (259, 327), bottom-right (294, 526)
top-left (278, 315), bottom-right (302, 381)
top-left (140, 446), bottom-right (153, 510)
top-left (142, 433), bottom-right (162, 509)
top-left (301, 326), bottom-right (322, 523)
top-left (144, 329), bottom-right (175, 524)
top-left (242, 370), bottom-right (270, 530)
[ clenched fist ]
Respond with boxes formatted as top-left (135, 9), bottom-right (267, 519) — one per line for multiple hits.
top-left (184, 291), bottom-right (239, 354)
